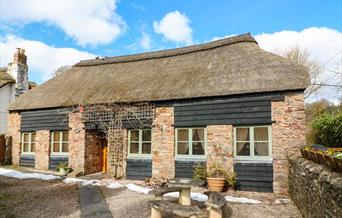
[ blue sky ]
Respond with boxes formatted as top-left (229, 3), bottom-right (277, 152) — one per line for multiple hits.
top-left (0, 0), bottom-right (341, 102)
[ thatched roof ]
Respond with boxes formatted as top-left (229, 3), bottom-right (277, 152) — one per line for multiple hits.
top-left (9, 33), bottom-right (310, 111)
top-left (0, 68), bottom-right (15, 88)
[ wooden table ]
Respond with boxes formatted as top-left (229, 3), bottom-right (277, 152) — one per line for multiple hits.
top-left (168, 178), bottom-right (192, 206)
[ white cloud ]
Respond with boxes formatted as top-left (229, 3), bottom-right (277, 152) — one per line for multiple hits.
top-left (0, 0), bottom-right (126, 46)
top-left (140, 31), bottom-right (151, 49)
top-left (0, 35), bottom-right (96, 82)
top-left (254, 27), bottom-right (342, 103)
top-left (153, 10), bottom-right (192, 44)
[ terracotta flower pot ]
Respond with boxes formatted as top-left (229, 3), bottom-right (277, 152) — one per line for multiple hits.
top-left (207, 177), bottom-right (226, 192)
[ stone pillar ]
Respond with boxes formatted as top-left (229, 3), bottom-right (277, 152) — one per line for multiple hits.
top-left (68, 112), bottom-right (85, 173)
top-left (152, 107), bottom-right (175, 179)
top-left (272, 91), bottom-right (306, 195)
top-left (35, 130), bottom-right (50, 170)
top-left (207, 125), bottom-right (234, 171)
top-left (7, 112), bottom-right (21, 165)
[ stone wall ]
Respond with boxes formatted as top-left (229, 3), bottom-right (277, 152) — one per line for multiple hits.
top-left (152, 107), bottom-right (175, 179)
top-left (84, 130), bottom-right (104, 174)
top-left (272, 91), bottom-right (306, 195)
top-left (7, 112), bottom-right (21, 165)
top-left (207, 125), bottom-right (233, 171)
top-left (68, 112), bottom-right (85, 173)
top-left (289, 156), bottom-right (342, 218)
top-left (34, 130), bottom-right (49, 170)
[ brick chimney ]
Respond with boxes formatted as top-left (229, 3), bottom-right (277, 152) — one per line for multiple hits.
top-left (8, 48), bottom-right (29, 97)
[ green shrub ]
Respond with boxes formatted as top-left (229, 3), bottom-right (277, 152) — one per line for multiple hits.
top-left (193, 163), bottom-right (207, 181)
top-left (311, 111), bottom-right (342, 147)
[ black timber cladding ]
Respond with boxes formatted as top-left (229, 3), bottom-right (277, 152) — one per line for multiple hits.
top-left (234, 162), bottom-right (273, 192)
top-left (175, 160), bottom-right (206, 178)
top-left (126, 159), bottom-right (152, 180)
top-left (173, 93), bottom-right (284, 127)
top-left (20, 108), bottom-right (69, 131)
top-left (49, 155), bottom-right (68, 171)
top-left (19, 155), bottom-right (35, 167)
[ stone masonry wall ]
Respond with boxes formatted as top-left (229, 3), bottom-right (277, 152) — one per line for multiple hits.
top-left (207, 125), bottom-right (234, 172)
top-left (84, 130), bottom-right (104, 174)
top-left (68, 112), bottom-right (85, 173)
top-left (34, 130), bottom-right (49, 170)
top-left (152, 107), bottom-right (175, 179)
top-left (7, 112), bottom-right (21, 165)
top-left (289, 156), bottom-right (342, 218)
top-left (272, 91), bottom-right (306, 195)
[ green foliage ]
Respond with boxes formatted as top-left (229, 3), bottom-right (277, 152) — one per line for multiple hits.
top-left (193, 163), bottom-right (207, 181)
top-left (207, 161), bottom-right (237, 187)
top-left (311, 111), bottom-right (342, 147)
top-left (56, 162), bottom-right (68, 171)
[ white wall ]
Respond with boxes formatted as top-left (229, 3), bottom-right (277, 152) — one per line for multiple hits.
top-left (0, 83), bottom-right (15, 134)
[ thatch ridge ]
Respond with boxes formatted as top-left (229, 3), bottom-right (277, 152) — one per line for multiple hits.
top-left (8, 33), bottom-right (310, 111)
top-left (75, 33), bottom-right (257, 67)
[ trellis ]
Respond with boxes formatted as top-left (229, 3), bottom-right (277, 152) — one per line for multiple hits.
top-left (80, 102), bottom-right (155, 178)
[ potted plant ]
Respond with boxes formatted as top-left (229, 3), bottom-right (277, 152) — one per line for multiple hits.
top-left (207, 161), bottom-right (230, 192)
top-left (56, 162), bottom-right (70, 176)
top-left (192, 163), bottom-right (207, 187)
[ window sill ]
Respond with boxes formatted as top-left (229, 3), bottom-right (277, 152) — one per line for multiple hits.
top-left (127, 156), bottom-right (152, 160)
top-left (50, 153), bottom-right (69, 156)
top-left (234, 158), bottom-right (273, 164)
top-left (20, 153), bottom-right (35, 156)
top-left (175, 156), bottom-right (206, 162)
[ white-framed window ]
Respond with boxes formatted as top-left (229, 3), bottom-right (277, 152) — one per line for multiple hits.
top-left (51, 131), bottom-right (69, 154)
top-left (233, 126), bottom-right (272, 160)
top-left (21, 132), bottom-right (36, 154)
top-left (175, 128), bottom-right (207, 159)
top-left (128, 129), bottom-right (151, 157)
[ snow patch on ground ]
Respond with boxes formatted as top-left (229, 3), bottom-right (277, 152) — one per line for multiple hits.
top-left (63, 177), bottom-right (85, 184)
top-left (0, 167), bottom-right (60, 180)
top-left (164, 192), bottom-right (208, 202)
top-left (125, 183), bottom-right (152, 194)
top-left (107, 182), bottom-right (124, 189)
top-left (225, 196), bottom-right (263, 204)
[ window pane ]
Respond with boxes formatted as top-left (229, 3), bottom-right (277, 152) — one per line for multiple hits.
top-left (255, 142), bottom-right (269, 156)
top-left (23, 143), bottom-right (29, 152)
top-left (31, 143), bottom-right (35, 152)
top-left (53, 142), bottom-right (60, 152)
top-left (130, 142), bottom-right (139, 154)
top-left (31, 133), bottom-right (36, 143)
top-left (177, 142), bottom-right (189, 155)
top-left (142, 130), bottom-right (151, 141)
top-left (192, 129), bottom-right (204, 141)
top-left (193, 142), bottom-right (205, 155)
top-left (236, 128), bottom-right (249, 141)
top-left (142, 143), bottom-right (151, 154)
top-left (130, 130), bottom-right (139, 141)
top-left (23, 133), bottom-right (29, 143)
top-left (53, 132), bottom-right (61, 142)
top-left (62, 143), bottom-right (68, 152)
top-left (177, 129), bottom-right (188, 141)
top-left (236, 142), bottom-right (250, 156)
top-left (62, 131), bottom-right (69, 142)
top-left (254, 127), bottom-right (268, 141)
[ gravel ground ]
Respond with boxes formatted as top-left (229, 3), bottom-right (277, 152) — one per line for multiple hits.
top-left (0, 176), bottom-right (80, 218)
top-left (0, 167), bottom-right (301, 218)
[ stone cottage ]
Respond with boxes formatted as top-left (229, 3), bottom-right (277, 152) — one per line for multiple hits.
top-left (7, 34), bottom-right (309, 195)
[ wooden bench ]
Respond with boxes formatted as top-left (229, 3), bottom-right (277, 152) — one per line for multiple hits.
top-left (149, 200), bottom-right (207, 218)
top-left (149, 187), bottom-right (182, 200)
